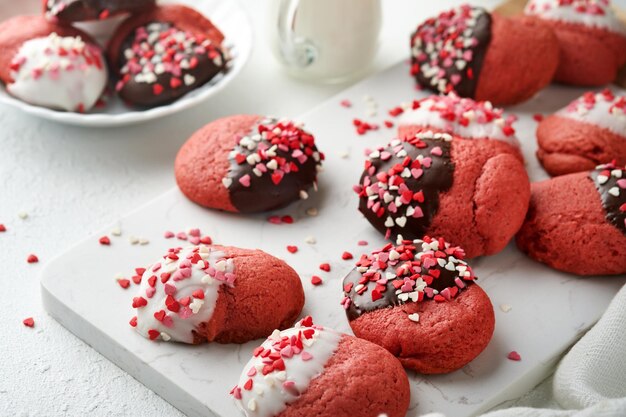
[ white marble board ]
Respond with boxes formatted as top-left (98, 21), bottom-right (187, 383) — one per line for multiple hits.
top-left (41, 60), bottom-right (626, 417)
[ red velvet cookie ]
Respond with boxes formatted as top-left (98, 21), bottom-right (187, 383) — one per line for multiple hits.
top-left (44, 0), bottom-right (156, 23)
top-left (354, 130), bottom-right (529, 258)
top-left (525, 0), bottom-right (626, 86)
top-left (176, 115), bottom-right (324, 213)
top-left (410, 4), bottom-right (559, 105)
top-left (106, 4), bottom-right (228, 108)
top-left (130, 244), bottom-right (305, 344)
top-left (341, 237), bottom-right (495, 374)
top-left (231, 317), bottom-right (410, 417)
top-left (537, 89), bottom-right (626, 176)
top-left (516, 162), bottom-right (626, 275)
top-left (0, 15), bottom-right (107, 112)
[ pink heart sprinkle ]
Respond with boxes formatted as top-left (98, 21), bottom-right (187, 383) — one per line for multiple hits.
top-left (431, 146), bottom-right (443, 156)
top-left (164, 283), bottom-right (177, 295)
top-left (145, 287), bottom-right (156, 298)
top-left (412, 168), bottom-right (423, 179)
top-left (301, 351), bottom-right (313, 361)
top-left (617, 179), bottom-right (626, 189)
top-left (162, 315), bottom-right (174, 328)
top-left (179, 307), bottom-right (192, 319)
top-left (247, 367), bottom-right (257, 377)
top-left (238, 174), bottom-right (251, 187)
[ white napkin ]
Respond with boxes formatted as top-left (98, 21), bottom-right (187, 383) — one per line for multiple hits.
top-left (422, 284), bottom-right (626, 417)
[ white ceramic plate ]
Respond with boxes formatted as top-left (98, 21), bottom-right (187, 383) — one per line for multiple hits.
top-left (0, 0), bottom-right (252, 127)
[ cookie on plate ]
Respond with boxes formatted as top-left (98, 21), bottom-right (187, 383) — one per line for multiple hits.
top-left (537, 89), bottom-right (626, 176)
top-left (230, 317), bottom-right (410, 417)
top-left (0, 15), bottom-right (107, 112)
top-left (130, 244), bottom-right (305, 344)
top-left (354, 130), bottom-right (529, 258)
top-left (44, 0), bottom-right (156, 23)
top-left (176, 115), bottom-right (323, 213)
top-left (410, 4), bottom-right (559, 105)
top-left (341, 237), bottom-right (494, 374)
top-left (397, 93), bottom-right (520, 145)
top-left (525, 0), bottom-right (626, 86)
top-left (107, 4), bottom-right (228, 108)
top-left (516, 162), bottom-right (626, 275)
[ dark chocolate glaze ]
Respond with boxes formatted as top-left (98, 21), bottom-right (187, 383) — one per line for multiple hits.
top-left (411, 6), bottom-right (491, 98)
top-left (343, 263), bottom-right (471, 321)
top-left (590, 166), bottom-right (626, 236)
top-left (45, 0), bottom-right (156, 22)
top-left (357, 139), bottom-right (454, 242)
top-left (226, 120), bottom-right (321, 213)
top-left (117, 22), bottom-right (227, 108)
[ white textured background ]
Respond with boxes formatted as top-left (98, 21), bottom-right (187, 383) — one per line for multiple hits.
top-left (1, 0), bottom-right (623, 415)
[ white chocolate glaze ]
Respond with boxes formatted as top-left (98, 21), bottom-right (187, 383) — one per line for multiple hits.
top-left (557, 89), bottom-right (626, 137)
top-left (398, 94), bottom-right (520, 146)
top-left (525, 0), bottom-right (626, 35)
top-left (133, 245), bottom-right (235, 344)
top-left (7, 33), bottom-right (107, 112)
top-left (231, 318), bottom-right (341, 417)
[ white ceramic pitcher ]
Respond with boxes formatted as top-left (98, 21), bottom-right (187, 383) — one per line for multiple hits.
top-left (268, 0), bottom-right (382, 83)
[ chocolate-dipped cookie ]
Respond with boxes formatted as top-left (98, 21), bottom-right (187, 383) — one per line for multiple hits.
top-left (340, 237), bottom-right (494, 374)
top-left (107, 4), bottom-right (228, 108)
top-left (131, 244), bottom-right (305, 344)
top-left (410, 4), bottom-right (559, 105)
top-left (231, 317), bottom-right (410, 417)
top-left (0, 15), bottom-right (107, 112)
top-left (516, 162), bottom-right (626, 275)
top-left (354, 130), bottom-right (529, 258)
top-left (537, 89), bottom-right (626, 176)
top-left (176, 115), bottom-right (323, 213)
top-left (44, 0), bottom-right (156, 23)
top-left (525, 0), bottom-right (626, 86)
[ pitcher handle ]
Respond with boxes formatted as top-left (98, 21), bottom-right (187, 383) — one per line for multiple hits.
top-left (276, 0), bottom-right (317, 68)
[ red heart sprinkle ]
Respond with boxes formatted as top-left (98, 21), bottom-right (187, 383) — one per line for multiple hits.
top-left (99, 236), bottom-right (110, 245)
top-left (23, 317), bottom-right (35, 327)
top-left (271, 172), bottom-right (283, 185)
top-left (0, 224), bottom-right (6, 232)
top-left (27, 254), bottom-right (38, 263)
top-left (129, 316), bottom-right (137, 327)
top-left (117, 279), bottom-right (130, 289)
top-left (152, 84), bottom-right (164, 95)
top-left (192, 289), bottom-right (205, 299)
top-left (286, 245), bottom-right (298, 254)
top-left (311, 276), bottom-right (322, 286)
top-left (507, 351), bottom-right (521, 361)
top-left (179, 296), bottom-right (191, 306)
top-left (132, 275), bottom-right (142, 285)
top-left (342, 251), bottom-right (353, 260)
top-left (148, 329), bottom-right (160, 340)
top-left (243, 379), bottom-right (253, 390)
top-left (319, 263), bottom-right (331, 272)
top-left (154, 310), bottom-right (166, 322)
top-left (170, 77), bottom-right (182, 89)
top-left (132, 297), bottom-right (147, 308)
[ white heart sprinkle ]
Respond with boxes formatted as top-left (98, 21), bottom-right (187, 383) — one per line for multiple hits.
top-left (222, 177), bottom-right (232, 188)
top-left (395, 216), bottom-right (407, 227)
top-left (408, 313), bottom-right (420, 323)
